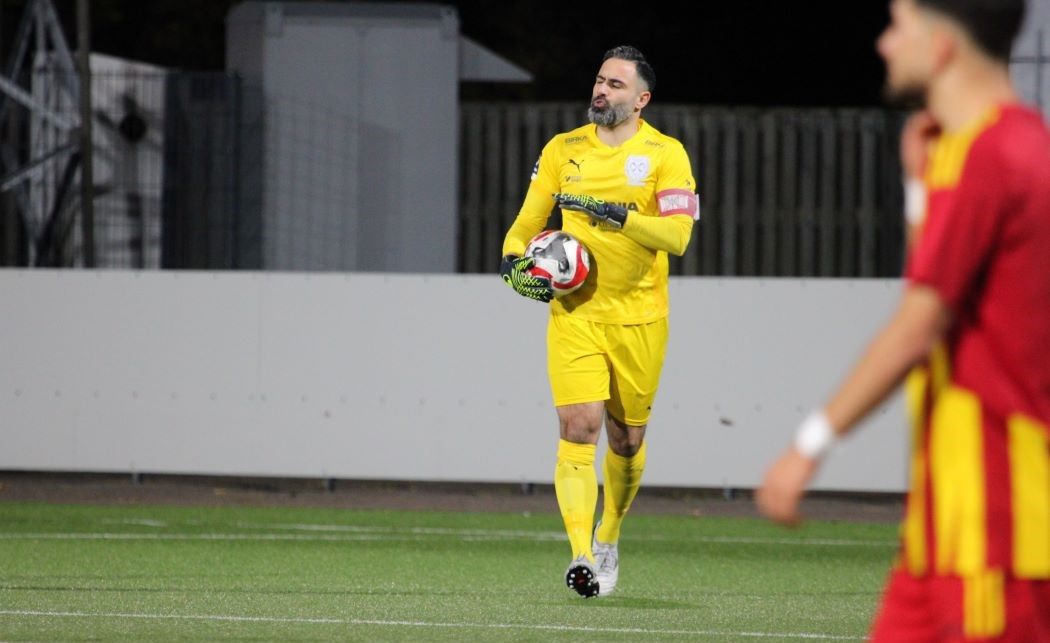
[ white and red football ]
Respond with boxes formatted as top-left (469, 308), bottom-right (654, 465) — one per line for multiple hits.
top-left (524, 230), bottom-right (590, 298)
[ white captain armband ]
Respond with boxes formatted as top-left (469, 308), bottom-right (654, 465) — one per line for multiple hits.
top-left (657, 189), bottom-right (700, 221)
top-left (904, 178), bottom-right (926, 225)
top-left (793, 410), bottom-right (836, 460)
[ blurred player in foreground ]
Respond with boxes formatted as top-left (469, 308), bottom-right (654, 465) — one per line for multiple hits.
top-left (757, 0), bottom-right (1050, 639)
top-left (499, 46), bottom-right (699, 597)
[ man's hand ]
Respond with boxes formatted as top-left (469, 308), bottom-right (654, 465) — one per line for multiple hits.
top-left (499, 254), bottom-right (553, 302)
top-left (553, 193), bottom-right (628, 229)
top-left (901, 110), bottom-right (940, 180)
top-left (900, 111), bottom-right (940, 242)
top-left (755, 448), bottom-right (820, 527)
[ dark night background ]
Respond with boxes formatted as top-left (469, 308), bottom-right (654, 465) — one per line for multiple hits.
top-left (1, 0), bottom-right (891, 105)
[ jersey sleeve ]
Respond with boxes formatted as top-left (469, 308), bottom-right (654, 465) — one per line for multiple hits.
top-left (655, 142), bottom-right (699, 220)
top-left (906, 135), bottom-right (1010, 312)
top-left (621, 213), bottom-right (693, 255)
top-left (620, 142), bottom-right (697, 255)
top-left (501, 138), bottom-right (560, 257)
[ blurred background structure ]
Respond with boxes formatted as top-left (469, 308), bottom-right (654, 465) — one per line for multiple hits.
top-left (2, 0), bottom-right (1046, 276)
top-left (0, 0), bottom-right (891, 276)
top-left (2, 0), bottom-right (1049, 276)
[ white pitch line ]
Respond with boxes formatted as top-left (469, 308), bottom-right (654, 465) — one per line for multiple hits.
top-left (0, 530), bottom-right (896, 546)
top-left (101, 518), bottom-right (169, 528)
top-left (233, 522), bottom-right (896, 546)
top-left (698, 535), bottom-right (896, 547)
top-left (236, 521), bottom-right (897, 546)
top-left (0, 609), bottom-right (864, 640)
top-left (0, 532), bottom-right (519, 543)
top-left (233, 521), bottom-right (570, 539)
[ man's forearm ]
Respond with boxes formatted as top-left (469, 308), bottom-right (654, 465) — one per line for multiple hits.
top-left (822, 286), bottom-right (951, 436)
top-left (503, 191), bottom-right (554, 257)
top-left (621, 214), bottom-right (693, 255)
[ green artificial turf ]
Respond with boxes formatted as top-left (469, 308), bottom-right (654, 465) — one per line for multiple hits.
top-left (0, 502), bottom-right (897, 641)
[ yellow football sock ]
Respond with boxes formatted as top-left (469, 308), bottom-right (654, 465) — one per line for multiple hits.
top-left (597, 440), bottom-right (647, 544)
top-left (554, 439), bottom-right (598, 562)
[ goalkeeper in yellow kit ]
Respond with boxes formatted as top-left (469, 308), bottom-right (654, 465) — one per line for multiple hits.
top-left (499, 45), bottom-right (699, 598)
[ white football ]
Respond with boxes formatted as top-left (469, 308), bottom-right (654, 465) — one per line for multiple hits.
top-left (525, 230), bottom-right (590, 297)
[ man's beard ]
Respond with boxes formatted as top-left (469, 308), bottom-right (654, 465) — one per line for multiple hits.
top-left (588, 99), bottom-right (633, 127)
top-left (882, 80), bottom-right (927, 110)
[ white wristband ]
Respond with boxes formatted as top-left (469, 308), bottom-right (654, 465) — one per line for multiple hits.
top-left (904, 178), bottom-right (926, 225)
top-left (794, 410), bottom-right (835, 460)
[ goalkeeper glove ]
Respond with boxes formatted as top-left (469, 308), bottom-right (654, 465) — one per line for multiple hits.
top-left (499, 254), bottom-right (554, 303)
top-left (553, 193), bottom-right (628, 229)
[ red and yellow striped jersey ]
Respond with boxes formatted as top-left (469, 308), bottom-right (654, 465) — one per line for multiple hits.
top-left (901, 105), bottom-right (1050, 578)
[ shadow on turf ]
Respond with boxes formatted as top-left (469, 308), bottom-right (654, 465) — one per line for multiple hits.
top-left (548, 588), bottom-right (880, 608)
top-left (543, 596), bottom-right (698, 609)
top-left (2, 584), bottom-right (714, 607)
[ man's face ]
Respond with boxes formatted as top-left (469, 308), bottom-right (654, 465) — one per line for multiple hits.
top-left (877, 0), bottom-right (937, 105)
top-left (588, 58), bottom-right (648, 128)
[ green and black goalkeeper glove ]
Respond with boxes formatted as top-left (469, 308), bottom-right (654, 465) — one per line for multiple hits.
top-left (553, 193), bottom-right (628, 229)
top-left (499, 254), bottom-right (554, 303)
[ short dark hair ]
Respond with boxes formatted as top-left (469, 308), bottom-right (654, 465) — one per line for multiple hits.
top-left (917, 0), bottom-right (1026, 62)
top-left (602, 45), bottom-right (656, 94)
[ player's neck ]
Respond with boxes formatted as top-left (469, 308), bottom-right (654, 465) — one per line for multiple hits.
top-left (928, 60), bottom-right (1018, 132)
top-left (596, 117), bottom-right (642, 147)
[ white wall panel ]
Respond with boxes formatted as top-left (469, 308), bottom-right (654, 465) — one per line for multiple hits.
top-left (1, 270), bottom-right (908, 491)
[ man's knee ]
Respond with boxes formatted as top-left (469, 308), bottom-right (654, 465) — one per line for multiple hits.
top-left (608, 434), bottom-right (645, 456)
top-left (558, 404), bottom-right (604, 443)
top-left (606, 414), bottom-right (646, 456)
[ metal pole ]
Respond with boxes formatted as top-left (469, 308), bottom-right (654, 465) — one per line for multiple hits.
top-left (0, 0), bottom-right (8, 266)
top-left (76, 0), bottom-right (94, 266)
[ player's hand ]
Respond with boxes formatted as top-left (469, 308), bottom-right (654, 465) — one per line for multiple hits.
top-left (553, 193), bottom-right (628, 229)
top-left (755, 447), bottom-right (820, 527)
top-left (499, 254), bottom-right (553, 302)
top-left (900, 111), bottom-right (940, 180)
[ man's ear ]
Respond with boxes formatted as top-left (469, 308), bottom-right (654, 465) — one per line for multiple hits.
top-left (635, 91), bottom-right (652, 112)
top-left (929, 24), bottom-right (958, 75)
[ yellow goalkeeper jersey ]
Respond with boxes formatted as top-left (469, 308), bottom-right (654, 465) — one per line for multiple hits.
top-left (502, 119), bottom-right (698, 324)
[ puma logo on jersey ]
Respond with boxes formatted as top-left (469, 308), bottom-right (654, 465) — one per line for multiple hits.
top-left (563, 159), bottom-right (584, 182)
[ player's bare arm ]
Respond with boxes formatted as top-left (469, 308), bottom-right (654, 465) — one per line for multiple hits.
top-left (756, 284), bottom-right (952, 525)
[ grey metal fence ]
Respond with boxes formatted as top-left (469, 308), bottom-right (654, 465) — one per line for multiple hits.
top-left (3, 74), bottom-right (907, 276)
top-left (459, 102), bottom-right (906, 277)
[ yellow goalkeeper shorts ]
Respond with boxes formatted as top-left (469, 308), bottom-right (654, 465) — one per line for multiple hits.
top-left (546, 313), bottom-right (669, 426)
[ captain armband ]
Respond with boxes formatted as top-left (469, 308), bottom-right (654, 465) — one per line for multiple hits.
top-left (904, 178), bottom-right (926, 226)
top-left (793, 410), bottom-right (836, 460)
top-left (657, 189), bottom-right (700, 221)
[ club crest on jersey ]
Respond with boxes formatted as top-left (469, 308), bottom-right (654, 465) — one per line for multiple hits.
top-left (625, 155), bottom-right (651, 186)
